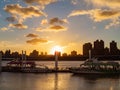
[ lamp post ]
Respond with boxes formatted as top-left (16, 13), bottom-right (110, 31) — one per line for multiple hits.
top-left (55, 51), bottom-right (59, 71)
top-left (21, 50), bottom-right (26, 69)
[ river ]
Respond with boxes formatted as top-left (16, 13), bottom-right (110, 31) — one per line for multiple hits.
top-left (0, 72), bottom-right (120, 90)
top-left (0, 61), bottom-right (120, 90)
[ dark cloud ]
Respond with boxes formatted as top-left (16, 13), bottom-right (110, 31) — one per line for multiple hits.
top-left (49, 17), bottom-right (67, 25)
top-left (26, 38), bottom-right (48, 45)
top-left (26, 33), bottom-right (38, 38)
top-left (49, 25), bottom-right (67, 30)
top-left (99, 10), bottom-right (119, 17)
top-left (9, 23), bottom-right (28, 29)
top-left (6, 16), bottom-right (16, 22)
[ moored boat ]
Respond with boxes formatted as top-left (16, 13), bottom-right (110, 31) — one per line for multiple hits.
top-left (70, 50), bottom-right (120, 75)
top-left (2, 60), bottom-right (52, 73)
top-left (69, 58), bottom-right (120, 75)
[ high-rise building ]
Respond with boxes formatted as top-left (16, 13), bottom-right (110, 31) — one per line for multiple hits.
top-left (110, 41), bottom-right (118, 55)
top-left (93, 40), bottom-right (104, 55)
top-left (83, 43), bottom-right (92, 56)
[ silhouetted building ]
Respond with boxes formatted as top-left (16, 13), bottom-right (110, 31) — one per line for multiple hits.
top-left (62, 53), bottom-right (67, 56)
top-left (110, 41), bottom-right (119, 55)
top-left (4, 50), bottom-right (11, 58)
top-left (11, 51), bottom-right (20, 58)
top-left (45, 52), bottom-right (47, 55)
top-left (104, 47), bottom-right (109, 55)
top-left (29, 50), bottom-right (39, 57)
top-left (83, 43), bottom-right (92, 56)
top-left (93, 40), bottom-right (104, 56)
top-left (71, 50), bottom-right (77, 56)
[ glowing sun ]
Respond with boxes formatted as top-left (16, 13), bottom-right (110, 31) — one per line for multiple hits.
top-left (50, 45), bottom-right (63, 55)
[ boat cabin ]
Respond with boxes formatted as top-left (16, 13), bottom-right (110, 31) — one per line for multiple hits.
top-left (7, 61), bottom-right (36, 68)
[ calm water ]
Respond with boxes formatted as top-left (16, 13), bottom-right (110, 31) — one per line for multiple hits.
top-left (1, 61), bottom-right (120, 90)
top-left (0, 72), bottom-right (120, 90)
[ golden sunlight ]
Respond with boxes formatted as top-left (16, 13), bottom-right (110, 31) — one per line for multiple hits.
top-left (50, 45), bottom-right (63, 55)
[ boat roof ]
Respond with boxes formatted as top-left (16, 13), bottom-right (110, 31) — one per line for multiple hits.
top-left (7, 61), bottom-right (35, 65)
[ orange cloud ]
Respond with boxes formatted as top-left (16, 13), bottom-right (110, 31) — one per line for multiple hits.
top-left (9, 23), bottom-right (28, 29)
top-left (26, 33), bottom-right (38, 38)
top-left (69, 9), bottom-right (120, 22)
top-left (105, 19), bottom-right (120, 29)
top-left (86, 0), bottom-right (120, 9)
top-left (36, 17), bottom-right (68, 32)
top-left (68, 10), bottom-right (90, 17)
top-left (0, 27), bottom-right (8, 31)
top-left (36, 25), bottom-right (67, 32)
top-left (26, 38), bottom-right (48, 45)
top-left (68, 9), bottom-right (120, 29)
top-left (23, 0), bottom-right (57, 9)
top-left (4, 4), bottom-right (46, 23)
top-left (41, 19), bottom-right (48, 25)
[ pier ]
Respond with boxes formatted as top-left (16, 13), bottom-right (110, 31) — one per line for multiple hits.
top-left (1, 50), bottom-right (71, 73)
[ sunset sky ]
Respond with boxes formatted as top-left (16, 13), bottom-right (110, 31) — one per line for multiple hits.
top-left (0, 0), bottom-right (120, 55)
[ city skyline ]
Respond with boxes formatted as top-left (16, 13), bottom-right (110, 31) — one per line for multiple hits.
top-left (0, 0), bottom-right (120, 55)
top-left (1, 39), bottom-right (120, 56)
top-left (83, 40), bottom-right (120, 56)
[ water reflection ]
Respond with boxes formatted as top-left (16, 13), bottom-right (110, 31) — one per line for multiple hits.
top-left (54, 73), bottom-right (58, 90)
top-left (71, 74), bottom-right (120, 90)
top-left (72, 74), bottom-right (120, 80)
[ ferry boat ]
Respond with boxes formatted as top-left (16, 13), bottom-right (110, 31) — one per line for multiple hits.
top-left (70, 58), bottom-right (120, 75)
top-left (2, 60), bottom-right (52, 73)
top-left (70, 51), bottom-right (120, 75)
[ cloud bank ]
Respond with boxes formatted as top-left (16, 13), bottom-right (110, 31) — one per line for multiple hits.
top-left (68, 9), bottom-right (120, 29)
top-left (69, 9), bottom-right (120, 22)
top-left (36, 17), bottom-right (68, 32)
top-left (4, 4), bottom-right (46, 23)
top-left (86, 0), bottom-right (120, 9)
